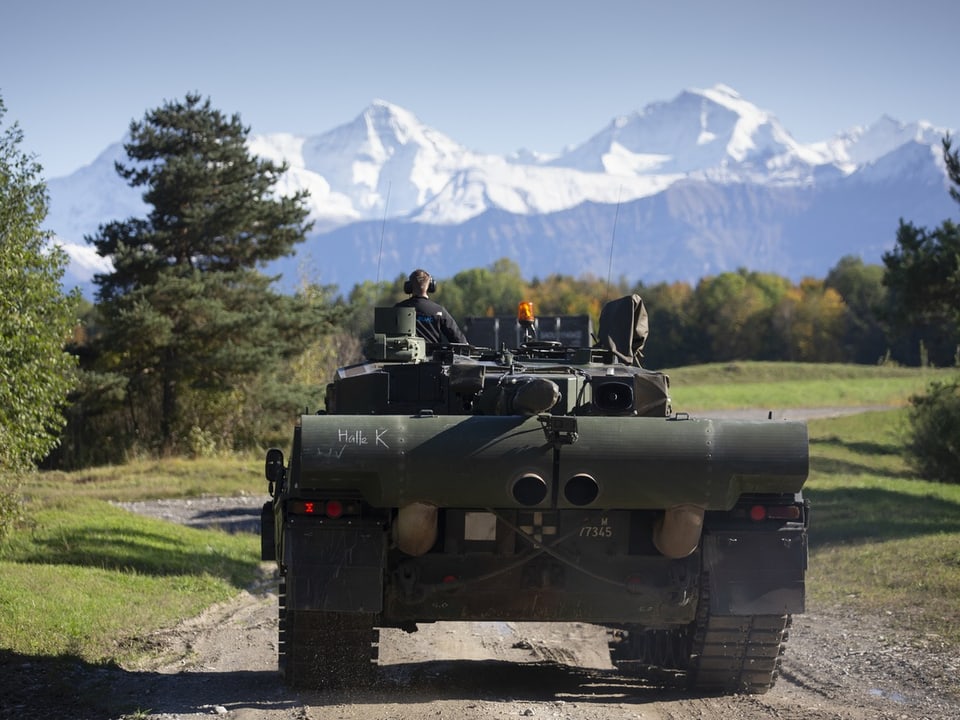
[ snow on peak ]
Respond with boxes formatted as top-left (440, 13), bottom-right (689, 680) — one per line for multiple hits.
top-left (705, 83), bottom-right (740, 97)
top-left (696, 84), bottom-right (748, 111)
top-left (809, 115), bottom-right (950, 170)
top-left (289, 100), bottom-right (471, 218)
top-left (547, 84), bottom-right (822, 177)
top-left (364, 98), bottom-right (423, 138)
top-left (552, 85), bottom-right (809, 175)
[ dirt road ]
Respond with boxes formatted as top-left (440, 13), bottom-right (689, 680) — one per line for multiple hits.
top-left (67, 494), bottom-right (955, 720)
top-left (108, 576), bottom-right (958, 720)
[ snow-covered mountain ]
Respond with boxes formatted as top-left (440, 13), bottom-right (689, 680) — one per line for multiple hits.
top-left (47, 85), bottom-right (956, 296)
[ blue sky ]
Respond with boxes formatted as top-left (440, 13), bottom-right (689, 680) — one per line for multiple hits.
top-left (2, 0), bottom-right (958, 177)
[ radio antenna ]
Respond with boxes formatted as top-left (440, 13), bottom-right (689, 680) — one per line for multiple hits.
top-left (605, 185), bottom-right (622, 302)
top-left (376, 181), bottom-right (392, 285)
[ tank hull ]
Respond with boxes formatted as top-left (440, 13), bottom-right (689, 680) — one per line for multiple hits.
top-left (296, 414), bottom-right (808, 511)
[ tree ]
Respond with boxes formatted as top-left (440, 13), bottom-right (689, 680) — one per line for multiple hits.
top-left (0, 95), bottom-right (79, 535)
top-left (883, 134), bottom-right (960, 483)
top-left (945, 133), bottom-right (960, 206)
top-left (772, 278), bottom-right (847, 362)
top-left (526, 272), bottom-right (621, 328)
top-left (87, 94), bottom-right (336, 454)
top-left (883, 135), bottom-right (960, 331)
top-left (880, 220), bottom-right (960, 367)
top-left (881, 136), bottom-right (960, 366)
top-left (442, 258), bottom-right (527, 320)
top-left (634, 281), bottom-right (698, 368)
top-left (692, 270), bottom-right (791, 361)
top-left (824, 256), bottom-right (889, 364)
top-left (882, 220), bottom-right (960, 327)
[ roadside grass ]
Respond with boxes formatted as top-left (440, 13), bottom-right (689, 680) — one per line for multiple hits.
top-left (805, 409), bottom-right (960, 646)
top-left (29, 453), bottom-right (264, 503)
top-left (1, 459), bottom-right (263, 664)
top-left (1, 361), bottom-right (958, 666)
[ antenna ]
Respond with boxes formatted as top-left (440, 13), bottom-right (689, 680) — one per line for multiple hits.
top-left (376, 181), bottom-right (392, 285)
top-left (605, 185), bottom-right (622, 303)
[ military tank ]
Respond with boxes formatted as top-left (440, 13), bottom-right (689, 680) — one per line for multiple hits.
top-left (260, 295), bottom-right (809, 693)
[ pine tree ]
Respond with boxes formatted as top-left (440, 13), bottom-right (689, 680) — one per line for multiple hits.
top-left (945, 134), bottom-right (960, 205)
top-left (882, 134), bottom-right (960, 332)
top-left (88, 94), bottom-right (333, 453)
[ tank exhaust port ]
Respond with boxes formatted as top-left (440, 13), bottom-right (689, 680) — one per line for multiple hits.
top-left (652, 504), bottom-right (706, 559)
top-left (512, 474), bottom-right (548, 506)
top-left (564, 473), bottom-right (599, 506)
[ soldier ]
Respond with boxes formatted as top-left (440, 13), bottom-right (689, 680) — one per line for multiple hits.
top-left (395, 269), bottom-right (468, 345)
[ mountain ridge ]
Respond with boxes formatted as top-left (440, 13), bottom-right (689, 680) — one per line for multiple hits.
top-left (46, 85), bottom-right (956, 295)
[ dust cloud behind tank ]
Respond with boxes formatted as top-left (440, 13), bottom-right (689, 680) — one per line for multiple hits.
top-left (260, 294), bottom-right (810, 694)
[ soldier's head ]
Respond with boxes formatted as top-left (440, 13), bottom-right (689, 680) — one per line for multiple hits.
top-left (405, 269), bottom-right (436, 297)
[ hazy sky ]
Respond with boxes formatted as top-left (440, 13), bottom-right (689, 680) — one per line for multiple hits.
top-left (2, 0), bottom-right (958, 177)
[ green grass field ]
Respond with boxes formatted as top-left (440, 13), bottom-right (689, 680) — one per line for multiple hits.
top-left (666, 361), bottom-right (954, 411)
top-left (1, 361), bottom-right (958, 664)
top-left (804, 409), bottom-right (960, 643)
top-left (0, 496), bottom-right (261, 662)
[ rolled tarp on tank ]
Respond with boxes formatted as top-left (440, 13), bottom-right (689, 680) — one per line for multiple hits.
top-left (296, 414), bottom-right (807, 511)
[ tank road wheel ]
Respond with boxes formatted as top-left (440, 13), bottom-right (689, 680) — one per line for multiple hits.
top-left (277, 582), bottom-right (380, 689)
top-left (608, 626), bottom-right (690, 685)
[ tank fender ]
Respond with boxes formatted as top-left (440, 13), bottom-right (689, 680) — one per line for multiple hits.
top-left (393, 502), bottom-right (438, 556)
top-left (652, 504), bottom-right (705, 559)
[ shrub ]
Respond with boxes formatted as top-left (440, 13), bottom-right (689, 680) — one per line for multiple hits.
top-left (905, 377), bottom-right (960, 483)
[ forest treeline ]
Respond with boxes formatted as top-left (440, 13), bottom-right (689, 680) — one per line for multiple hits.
top-left (57, 250), bottom-right (957, 470)
top-left (343, 254), bottom-right (959, 371)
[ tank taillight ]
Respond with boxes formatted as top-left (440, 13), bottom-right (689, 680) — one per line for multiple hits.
top-left (288, 498), bottom-right (359, 518)
top-left (749, 504), bottom-right (802, 522)
top-left (766, 505), bottom-right (802, 521)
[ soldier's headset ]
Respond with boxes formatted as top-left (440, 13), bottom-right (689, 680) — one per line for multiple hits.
top-left (404, 273), bottom-right (437, 294)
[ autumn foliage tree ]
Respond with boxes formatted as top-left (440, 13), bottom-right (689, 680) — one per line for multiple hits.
top-left (773, 278), bottom-right (847, 362)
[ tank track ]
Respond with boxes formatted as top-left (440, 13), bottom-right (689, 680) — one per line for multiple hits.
top-left (686, 612), bottom-right (790, 693)
top-left (610, 574), bottom-right (791, 694)
top-left (278, 581), bottom-right (380, 689)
